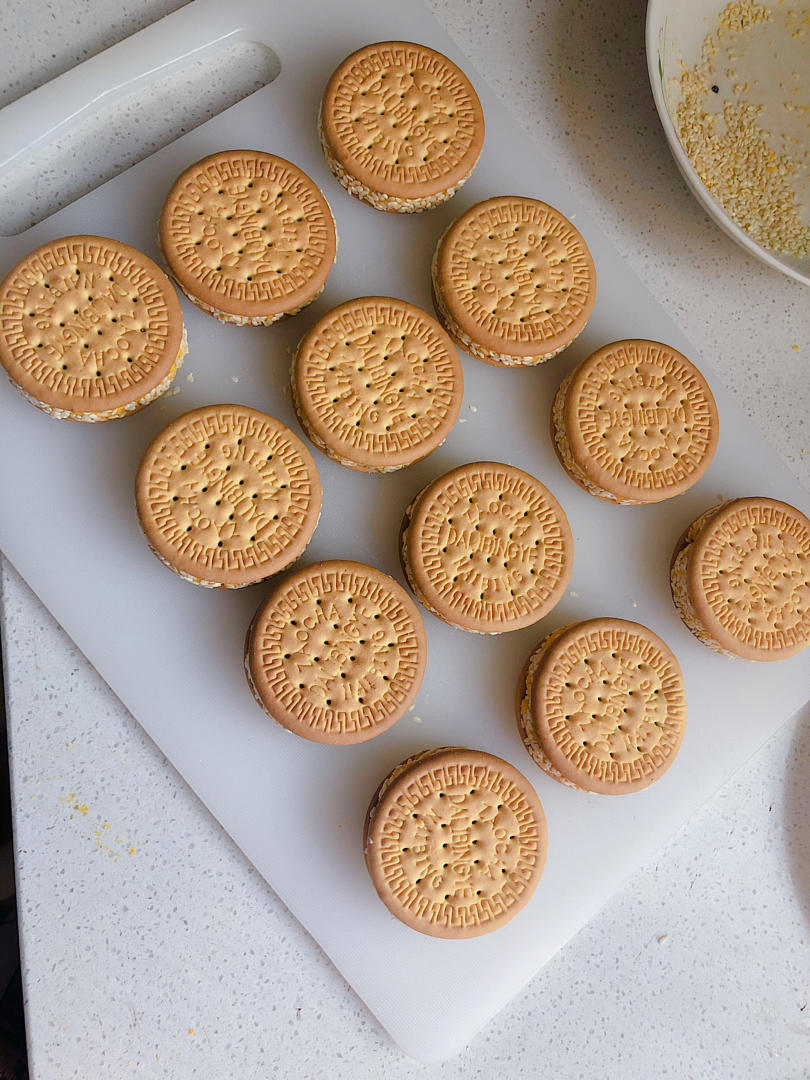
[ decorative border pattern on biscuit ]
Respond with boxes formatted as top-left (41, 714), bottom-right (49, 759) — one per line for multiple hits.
top-left (320, 41), bottom-right (484, 213)
top-left (0, 234), bottom-right (185, 421)
top-left (401, 460), bottom-right (573, 633)
top-left (159, 151), bottom-right (337, 325)
top-left (364, 747), bottom-right (547, 937)
top-left (291, 295), bottom-right (463, 471)
top-left (135, 404), bottom-right (322, 588)
top-left (245, 559), bottom-right (427, 743)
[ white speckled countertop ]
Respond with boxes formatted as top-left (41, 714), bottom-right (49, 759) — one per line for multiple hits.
top-left (1, 1), bottom-right (809, 1076)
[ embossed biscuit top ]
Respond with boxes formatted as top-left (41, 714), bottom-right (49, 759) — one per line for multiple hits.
top-left (293, 296), bottom-right (463, 469)
top-left (159, 151), bottom-right (337, 320)
top-left (434, 197), bottom-right (596, 357)
top-left (563, 340), bottom-right (719, 502)
top-left (405, 461), bottom-right (573, 633)
top-left (136, 404), bottom-right (322, 587)
top-left (364, 747), bottom-right (547, 938)
top-left (686, 497), bottom-right (810, 661)
top-left (321, 41), bottom-right (484, 200)
top-left (247, 560), bottom-right (427, 743)
top-left (0, 235), bottom-right (183, 414)
top-left (528, 619), bottom-right (687, 794)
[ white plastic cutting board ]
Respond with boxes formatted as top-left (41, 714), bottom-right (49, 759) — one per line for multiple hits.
top-left (0, 0), bottom-right (808, 1063)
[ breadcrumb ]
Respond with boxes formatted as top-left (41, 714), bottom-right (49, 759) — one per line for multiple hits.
top-left (674, 1), bottom-right (810, 257)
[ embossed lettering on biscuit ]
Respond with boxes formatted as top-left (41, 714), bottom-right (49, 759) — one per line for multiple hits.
top-left (136, 404), bottom-right (322, 588)
top-left (159, 151), bottom-right (337, 324)
top-left (246, 560), bottom-right (427, 743)
top-left (364, 748), bottom-right (547, 937)
top-left (292, 296), bottom-right (463, 471)
top-left (0, 235), bottom-right (184, 420)
top-left (320, 42), bottom-right (484, 212)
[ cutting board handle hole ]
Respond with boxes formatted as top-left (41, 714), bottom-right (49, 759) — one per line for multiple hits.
top-left (0, 39), bottom-right (281, 236)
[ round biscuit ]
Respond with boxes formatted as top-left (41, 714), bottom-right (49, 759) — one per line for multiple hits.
top-left (159, 151), bottom-right (337, 324)
top-left (135, 404), bottom-right (322, 588)
top-left (402, 460), bottom-right (573, 633)
top-left (0, 235), bottom-right (184, 421)
top-left (363, 746), bottom-right (547, 938)
top-left (555, 340), bottom-right (719, 504)
top-left (521, 618), bottom-right (687, 794)
top-left (432, 196), bottom-right (596, 365)
top-left (681, 497), bottom-right (810, 661)
top-left (320, 41), bottom-right (484, 211)
top-left (291, 295), bottom-right (463, 471)
top-left (246, 559), bottom-right (426, 744)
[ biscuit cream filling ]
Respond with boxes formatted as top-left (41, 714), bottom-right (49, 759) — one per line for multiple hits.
top-left (551, 373), bottom-right (643, 505)
top-left (518, 628), bottom-right (584, 790)
top-left (430, 249), bottom-right (571, 366)
top-left (318, 112), bottom-right (473, 213)
top-left (143, 533), bottom-right (303, 589)
top-left (670, 502), bottom-right (738, 658)
top-left (14, 326), bottom-right (188, 423)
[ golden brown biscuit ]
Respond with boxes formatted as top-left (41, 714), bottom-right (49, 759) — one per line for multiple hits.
top-left (401, 461), bottom-right (573, 633)
top-left (135, 404), bottom-right (321, 588)
top-left (516, 619), bottom-right (687, 794)
top-left (551, 340), bottom-right (719, 504)
top-left (363, 746), bottom-right (547, 937)
top-left (291, 295), bottom-right (463, 472)
top-left (670, 497), bottom-right (810, 660)
top-left (245, 559), bottom-right (426, 744)
top-left (431, 196), bottom-right (596, 366)
top-left (319, 41), bottom-right (484, 213)
top-left (0, 235), bottom-right (186, 421)
top-left (159, 150), bottom-right (337, 325)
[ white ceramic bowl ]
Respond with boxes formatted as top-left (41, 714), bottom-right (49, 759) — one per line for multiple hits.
top-left (646, 0), bottom-right (810, 287)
